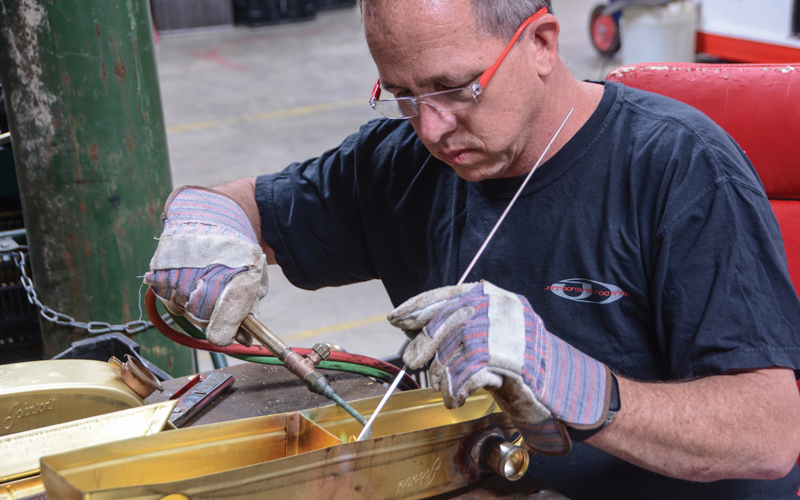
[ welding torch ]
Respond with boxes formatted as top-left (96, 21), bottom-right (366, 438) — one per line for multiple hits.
top-left (238, 314), bottom-right (372, 438)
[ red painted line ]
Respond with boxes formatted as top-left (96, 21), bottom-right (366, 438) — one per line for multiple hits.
top-left (170, 374), bottom-right (201, 400)
top-left (696, 32), bottom-right (800, 64)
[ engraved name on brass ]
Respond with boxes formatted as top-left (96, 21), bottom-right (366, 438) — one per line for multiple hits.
top-left (396, 457), bottom-right (442, 493)
top-left (3, 399), bottom-right (56, 431)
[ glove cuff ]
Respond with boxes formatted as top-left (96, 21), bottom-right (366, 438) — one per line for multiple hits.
top-left (514, 417), bottom-right (572, 456)
top-left (163, 186), bottom-right (258, 244)
top-left (511, 373), bottom-right (620, 454)
top-left (566, 371), bottom-right (621, 441)
top-left (149, 233), bottom-right (263, 271)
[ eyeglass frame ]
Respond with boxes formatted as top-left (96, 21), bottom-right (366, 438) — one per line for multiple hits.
top-left (368, 6), bottom-right (549, 120)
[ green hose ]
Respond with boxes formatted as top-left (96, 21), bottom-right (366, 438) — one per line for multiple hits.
top-left (234, 354), bottom-right (395, 384)
top-left (170, 313), bottom-right (210, 340)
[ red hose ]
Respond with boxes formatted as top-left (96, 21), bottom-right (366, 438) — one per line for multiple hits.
top-left (145, 288), bottom-right (418, 390)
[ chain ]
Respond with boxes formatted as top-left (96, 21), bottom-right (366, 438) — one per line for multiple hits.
top-left (3, 243), bottom-right (171, 336)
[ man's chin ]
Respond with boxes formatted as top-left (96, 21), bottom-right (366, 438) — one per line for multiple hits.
top-left (451, 168), bottom-right (490, 182)
top-left (432, 149), bottom-right (508, 181)
top-left (447, 162), bottom-right (507, 182)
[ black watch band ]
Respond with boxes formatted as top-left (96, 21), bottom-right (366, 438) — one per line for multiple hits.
top-left (566, 371), bottom-right (621, 442)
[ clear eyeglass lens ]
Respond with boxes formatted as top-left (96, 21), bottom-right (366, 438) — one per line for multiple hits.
top-left (373, 86), bottom-right (479, 119)
top-left (371, 99), bottom-right (409, 119)
top-left (432, 86), bottom-right (479, 109)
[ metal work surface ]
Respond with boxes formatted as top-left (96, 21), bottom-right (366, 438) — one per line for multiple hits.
top-left (145, 362), bottom-right (387, 424)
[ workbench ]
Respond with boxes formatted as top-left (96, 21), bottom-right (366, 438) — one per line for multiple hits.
top-left (145, 362), bottom-right (567, 499)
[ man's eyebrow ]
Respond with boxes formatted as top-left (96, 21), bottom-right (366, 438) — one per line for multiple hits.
top-left (382, 72), bottom-right (482, 92)
top-left (380, 79), bottom-right (401, 91)
top-left (427, 73), bottom-right (475, 85)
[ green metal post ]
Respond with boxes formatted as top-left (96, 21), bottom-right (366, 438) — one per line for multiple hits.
top-left (0, 0), bottom-right (196, 376)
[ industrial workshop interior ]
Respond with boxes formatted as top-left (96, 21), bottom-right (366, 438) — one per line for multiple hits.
top-left (1, 0), bottom-right (800, 498)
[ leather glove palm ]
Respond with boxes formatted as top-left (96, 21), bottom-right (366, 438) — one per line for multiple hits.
top-left (388, 281), bottom-right (613, 455)
top-left (145, 187), bottom-right (268, 346)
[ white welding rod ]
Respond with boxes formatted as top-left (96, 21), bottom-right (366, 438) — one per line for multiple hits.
top-left (356, 108), bottom-right (575, 441)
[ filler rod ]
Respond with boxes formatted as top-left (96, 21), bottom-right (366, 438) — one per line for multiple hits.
top-left (356, 109), bottom-right (575, 441)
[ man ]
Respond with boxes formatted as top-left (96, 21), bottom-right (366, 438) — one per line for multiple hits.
top-left (145, 0), bottom-right (800, 498)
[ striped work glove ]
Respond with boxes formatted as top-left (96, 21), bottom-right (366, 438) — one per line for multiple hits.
top-left (145, 186), bottom-right (269, 346)
top-left (388, 281), bottom-right (617, 455)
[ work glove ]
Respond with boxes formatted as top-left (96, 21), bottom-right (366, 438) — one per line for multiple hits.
top-left (145, 186), bottom-right (269, 346)
top-left (388, 281), bottom-right (616, 455)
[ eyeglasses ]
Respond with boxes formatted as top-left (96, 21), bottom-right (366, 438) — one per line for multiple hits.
top-left (369, 7), bottom-right (548, 120)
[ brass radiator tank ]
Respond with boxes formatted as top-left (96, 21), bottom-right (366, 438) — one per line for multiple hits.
top-left (40, 389), bottom-right (529, 500)
top-left (0, 360), bottom-right (145, 437)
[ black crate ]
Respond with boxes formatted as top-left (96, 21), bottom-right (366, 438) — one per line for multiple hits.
top-left (1, 243), bottom-right (44, 365)
top-left (53, 332), bottom-right (172, 381)
top-left (315, 0), bottom-right (355, 10)
top-left (234, 0), bottom-right (315, 26)
top-left (151, 0), bottom-right (235, 33)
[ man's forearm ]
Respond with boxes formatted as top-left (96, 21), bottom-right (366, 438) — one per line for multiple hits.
top-left (212, 177), bottom-right (276, 264)
top-left (586, 367), bottom-right (800, 482)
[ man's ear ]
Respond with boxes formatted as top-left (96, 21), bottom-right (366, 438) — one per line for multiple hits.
top-left (528, 14), bottom-right (560, 76)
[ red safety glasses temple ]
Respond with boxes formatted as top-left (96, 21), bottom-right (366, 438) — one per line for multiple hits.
top-left (370, 6), bottom-right (549, 103)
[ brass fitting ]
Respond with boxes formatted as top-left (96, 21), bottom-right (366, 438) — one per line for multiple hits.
top-left (482, 437), bottom-right (529, 481)
top-left (109, 354), bottom-right (164, 398)
top-left (241, 315), bottom-right (334, 397)
top-left (468, 431), bottom-right (530, 482)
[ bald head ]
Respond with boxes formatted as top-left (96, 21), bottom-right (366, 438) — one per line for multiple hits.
top-left (362, 0), bottom-right (551, 40)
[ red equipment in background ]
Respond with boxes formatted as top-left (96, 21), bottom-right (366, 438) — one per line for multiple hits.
top-left (590, 1), bottom-right (800, 63)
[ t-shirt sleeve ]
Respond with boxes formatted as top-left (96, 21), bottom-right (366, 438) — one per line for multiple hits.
top-left (652, 148), bottom-right (800, 378)
top-left (255, 125), bottom-right (379, 290)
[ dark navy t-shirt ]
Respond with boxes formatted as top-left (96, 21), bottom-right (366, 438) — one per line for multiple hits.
top-left (256, 81), bottom-right (800, 499)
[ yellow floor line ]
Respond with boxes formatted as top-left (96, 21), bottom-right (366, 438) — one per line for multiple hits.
top-left (281, 313), bottom-right (388, 342)
top-left (167, 98), bottom-right (366, 134)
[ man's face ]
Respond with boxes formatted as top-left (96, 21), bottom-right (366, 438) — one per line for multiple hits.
top-left (364, 0), bottom-right (545, 181)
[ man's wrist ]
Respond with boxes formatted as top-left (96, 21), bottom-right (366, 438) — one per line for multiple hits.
top-left (566, 371), bottom-right (621, 442)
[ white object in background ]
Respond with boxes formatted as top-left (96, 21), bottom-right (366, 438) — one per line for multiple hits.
top-left (621, 0), bottom-right (698, 65)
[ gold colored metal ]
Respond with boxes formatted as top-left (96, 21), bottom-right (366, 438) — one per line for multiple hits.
top-left (0, 400), bottom-right (177, 482)
top-left (0, 476), bottom-right (45, 500)
top-left (0, 360), bottom-right (144, 437)
top-left (241, 314), bottom-right (319, 380)
top-left (110, 354), bottom-right (164, 398)
top-left (41, 389), bottom-right (524, 500)
top-left (482, 438), bottom-right (529, 481)
top-left (240, 314), bottom-right (289, 356)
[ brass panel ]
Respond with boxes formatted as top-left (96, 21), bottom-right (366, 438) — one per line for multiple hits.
top-left (301, 384), bottom-right (498, 442)
top-left (40, 389), bottom-right (518, 500)
top-left (41, 412), bottom-right (342, 495)
top-left (0, 360), bottom-right (144, 436)
top-left (0, 476), bottom-right (45, 500)
top-left (0, 400), bottom-right (177, 482)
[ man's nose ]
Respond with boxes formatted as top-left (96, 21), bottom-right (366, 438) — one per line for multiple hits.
top-left (413, 102), bottom-right (457, 144)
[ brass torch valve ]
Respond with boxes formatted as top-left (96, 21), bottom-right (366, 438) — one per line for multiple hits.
top-left (240, 315), bottom-right (334, 396)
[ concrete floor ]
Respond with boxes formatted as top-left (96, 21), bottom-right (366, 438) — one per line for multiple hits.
top-left (153, 0), bottom-right (626, 368)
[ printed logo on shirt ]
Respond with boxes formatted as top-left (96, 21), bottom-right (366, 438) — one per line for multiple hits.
top-left (546, 278), bottom-right (630, 305)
